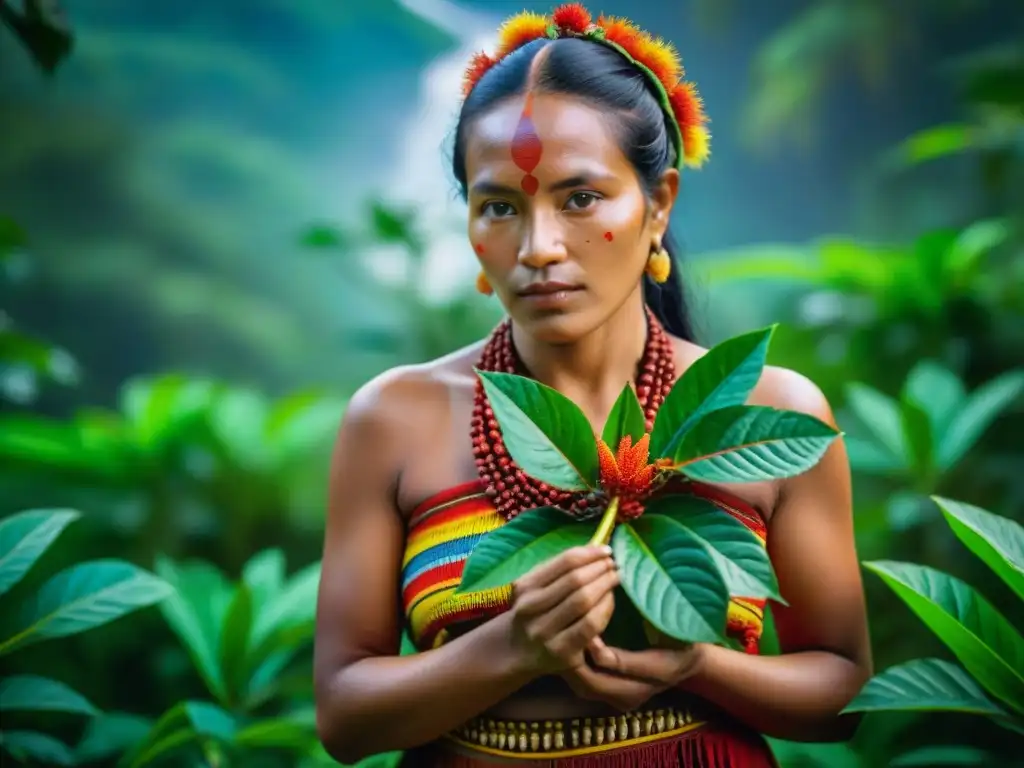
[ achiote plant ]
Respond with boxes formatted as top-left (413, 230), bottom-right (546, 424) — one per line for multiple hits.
top-left (457, 326), bottom-right (841, 646)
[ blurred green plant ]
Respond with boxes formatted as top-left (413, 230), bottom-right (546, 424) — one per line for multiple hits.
top-left (108, 550), bottom-right (325, 767)
top-left (299, 200), bottom-right (502, 368)
top-left (0, 508), bottom-right (170, 765)
top-left (1, 216), bottom-right (78, 405)
top-left (0, 0), bottom-right (74, 74)
top-left (0, 373), bottom-right (345, 567)
top-left (843, 496), bottom-right (1024, 751)
top-left (740, 0), bottom-right (1024, 150)
top-left (843, 361), bottom-right (1024, 530)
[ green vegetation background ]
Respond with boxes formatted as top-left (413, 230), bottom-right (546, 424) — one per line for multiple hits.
top-left (0, 1), bottom-right (1021, 766)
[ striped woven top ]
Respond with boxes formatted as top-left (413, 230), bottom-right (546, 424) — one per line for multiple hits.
top-left (401, 478), bottom-right (770, 653)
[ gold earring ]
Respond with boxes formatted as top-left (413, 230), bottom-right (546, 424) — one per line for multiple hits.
top-left (475, 270), bottom-right (494, 295)
top-left (645, 243), bottom-right (671, 283)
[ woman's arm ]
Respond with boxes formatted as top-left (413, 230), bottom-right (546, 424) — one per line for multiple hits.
top-left (680, 369), bottom-right (873, 741)
top-left (313, 370), bottom-right (621, 763)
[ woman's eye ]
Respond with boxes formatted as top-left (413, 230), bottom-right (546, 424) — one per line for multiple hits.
top-left (566, 192), bottom-right (599, 210)
top-left (482, 201), bottom-right (515, 217)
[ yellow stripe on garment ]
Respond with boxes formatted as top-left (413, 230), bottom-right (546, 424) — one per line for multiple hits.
top-left (402, 506), bottom-right (505, 566)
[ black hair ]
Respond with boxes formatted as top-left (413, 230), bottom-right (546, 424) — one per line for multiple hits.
top-left (451, 36), bottom-right (699, 343)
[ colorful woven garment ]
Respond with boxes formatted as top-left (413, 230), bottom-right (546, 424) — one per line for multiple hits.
top-left (401, 478), bottom-right (769, 654)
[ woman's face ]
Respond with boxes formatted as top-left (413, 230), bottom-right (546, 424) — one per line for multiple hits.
top-left (463, 92), bottom-right (678, 343)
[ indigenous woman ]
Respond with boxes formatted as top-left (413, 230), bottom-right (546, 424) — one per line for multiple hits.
top-left (314, 5), bottom-right (872, 766)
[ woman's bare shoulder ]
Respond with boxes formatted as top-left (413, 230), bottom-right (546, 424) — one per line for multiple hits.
top-left (671, 337), bottom-right (834, 423)
top-left (339, 340), bottom-right (486, 437)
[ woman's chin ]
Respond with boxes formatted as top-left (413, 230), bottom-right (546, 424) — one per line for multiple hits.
top-left (511, 311), bottom-right (595, 346)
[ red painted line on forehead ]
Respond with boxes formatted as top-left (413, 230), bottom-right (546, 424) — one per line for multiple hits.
top-left (511, 91), bottom-right (542, 196)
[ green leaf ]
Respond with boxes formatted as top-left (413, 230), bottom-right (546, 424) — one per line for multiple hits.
top-left (601, 384), bottom-right (645, 449)
top-left (0, 508), bottom-right (79, 598)
top-left (670, 405), bottom-right (839, 482)
top-left (864, 561), bottom-right (1024, 715)
top-left (903, 361), bottom-right (965, 446)
top-left (234, 708), bottom-right (316, 749)
top-left (650, 326), bottom-right (773, 458)
top-left (457, 507), bottom-right (595, 594)
top-left (939, 370), bottom-right (1024, 470)
top-left (944, 219), bottom-right (1010, 282)
top-left (477, 371), bottom-right (597, 491)
top-left (845, 435), bottom-right (906, 475)
top-left (241, 548), bottom-right (285, 614)
top-left (75, 712), bottom-right (152, 763)
top-left (121, 701), bottom-right (235, 768)
top-left (612, 516), bottom-right (729, 643)
top-left (934, 496), bottom-right (1024, 604)
top-left (889, 124), bottom-right (977, 167)
top-left (0, 730), bottom-right (75, 766)
top-left (845, 382), bottom-right (906, 461)
top-left (154, 558), bottom-right (232, 703)
top-left (218, 585), bottom-right (253, 702)
top-left (842, 658), bottom-right (1009, 717)
top-left (0, 675), bottom-right (97, 715)
top-left (250, 561), bottom-right (320, 650)
top-left (644, 496), bottom-right (781, 602)
top-left (889, 745), bottom-right (995, 767)
top-left (900, 394), bottom-right (934, 478)
top-left (0, 560), bottom-right (171, 656)
top-left (120, 375), bottom-right (216, 450)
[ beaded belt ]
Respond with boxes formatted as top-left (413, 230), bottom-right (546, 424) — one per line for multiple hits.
top-left (446, 706), bottom-right (704, 759)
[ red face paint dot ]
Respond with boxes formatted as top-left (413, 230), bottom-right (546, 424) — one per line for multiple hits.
top-left (474, 243), bottom-right (485, 255)
top-left (603, 231), bottom-right (614, 241)
top-left (521, 175), bottom-right (539, 196)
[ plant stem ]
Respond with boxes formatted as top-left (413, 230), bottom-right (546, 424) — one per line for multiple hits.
top-left (590, 497), bottom-right (619, 546)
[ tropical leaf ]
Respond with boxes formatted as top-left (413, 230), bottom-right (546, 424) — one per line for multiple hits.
top-left (120, 375), bottom-right (216, 450)
top-left (241, 548), bottom-right (285, 614)
top-left (75, 712), bottom-right (152, 764)
top-left (0, 730), bottom-right (75, 766)
top-left (903, 361), bottom-right (965, 441)
top-left (670, 405), bottom-right (838, 482)
top-left (845, 435), bottom-right (906, 475)
top-left (864, 561), bottom-right (1024, 715)
top-left (477, 371), bottom-right (597, 491)
top-left (250, 561), bottom-right (320, 649)
top-left (234, 707), bottom-right (316, 749)
top-left (888, 745), bottom-right (995, 767)
top-left (612, 516), bottom-right (729, 643)
top-left (935, 497), bottom-right (1024, 604)
top-left (842, 658), bottom-right (1009, 718)
top-left (900, 394), bottom-right (934, 477)
top-left (458, 507), bottom-right (596, 594)
top-left (0, 560), bottom-right (171, 656)
top-left (218, 584), bottom-right (253, 702)
top-left (650, 326), bottom-right (773, 458)
top-left (939, 370), bottom-right (1024, 470)
top-left (0, 675), bottom-right (96, 715)
top-left (601, 384), bottom-right (645, 449)
top-left (845, 382), bottom-right (906, 461)
top-left (154, 558), bottom-right (231, 703)
top-left (645, 495), bottom-right (781, 602)
top-left (0, 508), bottom-right (79, 598)
top-left (121, 701), bottom-right (235, 768)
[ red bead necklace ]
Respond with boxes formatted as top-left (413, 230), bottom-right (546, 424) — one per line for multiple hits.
top-left (470, 307), bottom-right (677, 520)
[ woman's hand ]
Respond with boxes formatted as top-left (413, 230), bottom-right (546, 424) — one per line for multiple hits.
top-left (561, 636), bottom-right (705, 712)
top-left (507, 545), bottom-right (620, 676)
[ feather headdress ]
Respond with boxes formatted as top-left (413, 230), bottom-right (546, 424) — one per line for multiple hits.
top-left (461, 3), bottom-right (710, 169)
